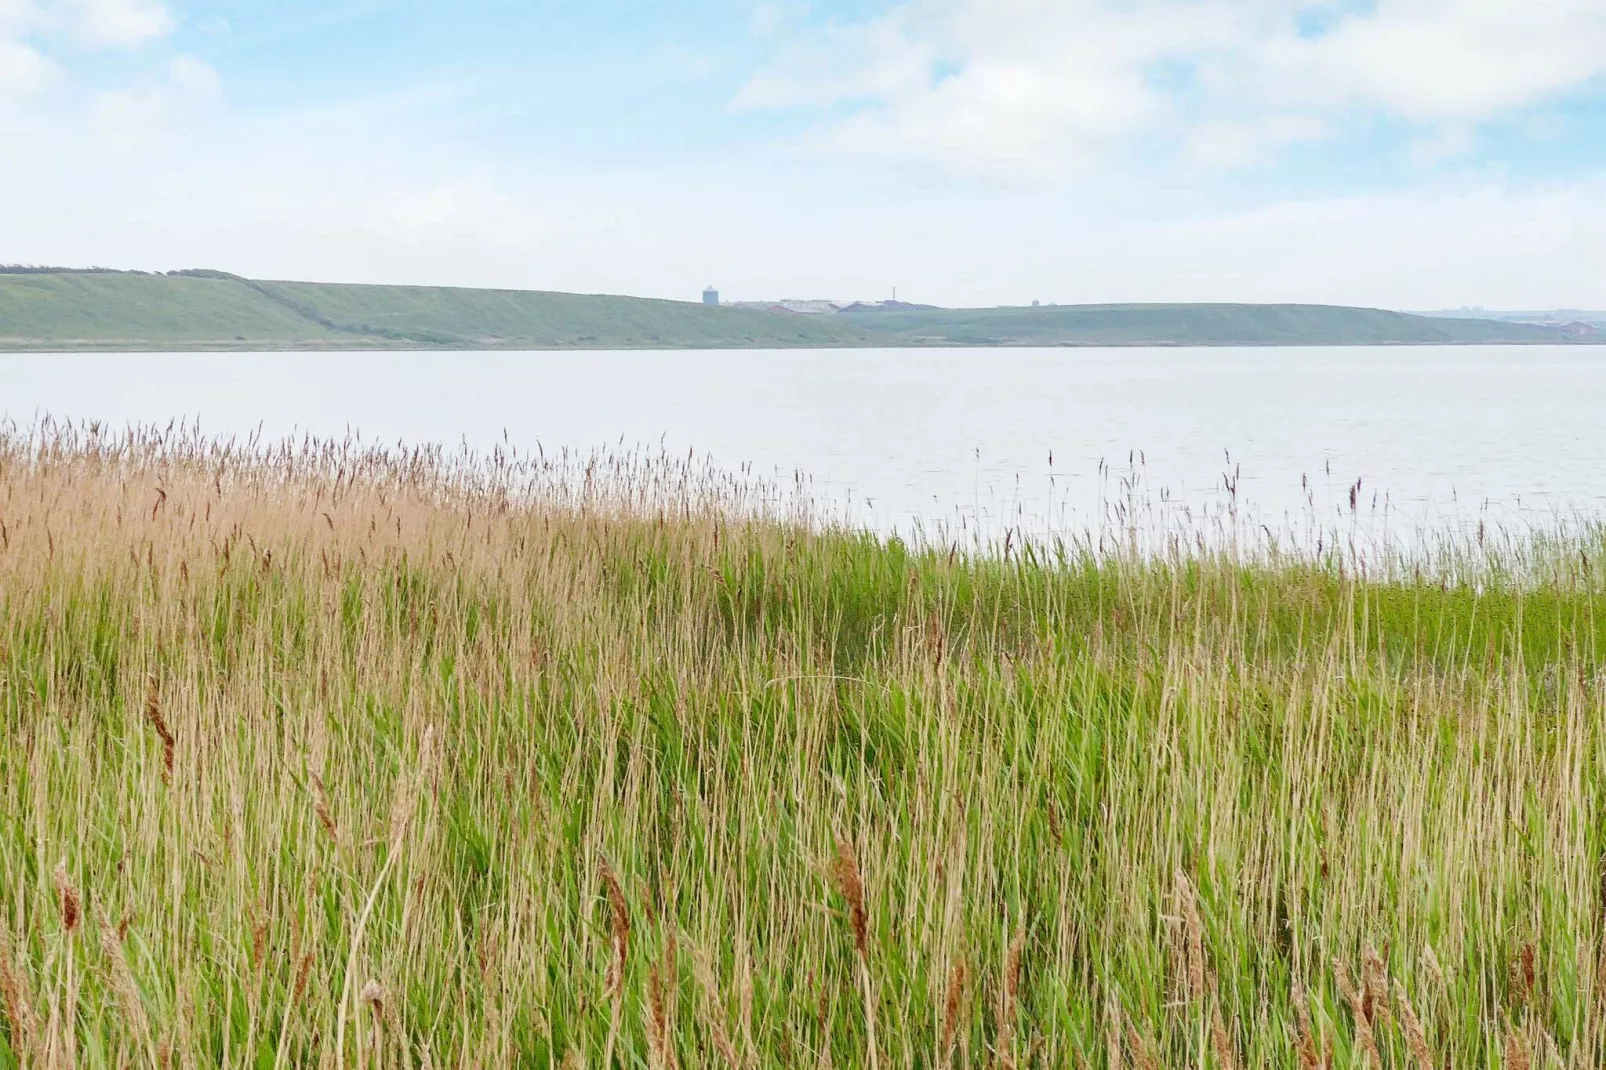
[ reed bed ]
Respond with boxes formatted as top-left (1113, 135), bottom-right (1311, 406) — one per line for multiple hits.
top-left (1, 420), bottom-right (1604, 1068)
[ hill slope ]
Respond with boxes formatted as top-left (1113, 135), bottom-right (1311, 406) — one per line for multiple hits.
top-left (0, 271), bottom-right (869, 350)
top-left (841, 302), bottom-right (1575, 345)
top-left (0, 271), bottom-right (1594, 349)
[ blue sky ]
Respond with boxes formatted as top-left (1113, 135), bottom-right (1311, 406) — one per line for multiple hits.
top-left (3, 0), bottom-right (1605, 307)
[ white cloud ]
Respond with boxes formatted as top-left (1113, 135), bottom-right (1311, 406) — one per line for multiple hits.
top-left (88, 55), bottom-right (219, 150)
top-left (1266, 0), bottom-right (1606, 122)
top-left (0, 0), bottom-right (172, 111)
top-left (740, 0), bottom-right (1606, 176)
top-left (1186, 113), bottom-right (1328, 170)
top-left (0, 38), bottom-right (55, 98)
top-left (68, 0), bottom-right (172, 48)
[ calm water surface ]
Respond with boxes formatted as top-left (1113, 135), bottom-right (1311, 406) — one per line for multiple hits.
top-left (4, 346), bottom-right (1606, 543)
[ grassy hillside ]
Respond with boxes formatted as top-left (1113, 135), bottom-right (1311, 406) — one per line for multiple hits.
top-left (3, 423), bottom-right (1605, 1067)
top-left (842, 301), bottom-right (1574, 345)
top-left (0, 272), bottom-right (868, 350)
top-left (0, 270), bottom-right (1594, 349)
top-left (246, 279), bottom-right (870, 348)
top-left (0, 272), bottom-right (353, 347)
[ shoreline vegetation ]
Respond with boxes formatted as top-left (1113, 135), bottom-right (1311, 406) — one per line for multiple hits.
top-left (1, 268), bottom-right (1599, 350)
top-left (3, 422), bottom-right (1606, 1067)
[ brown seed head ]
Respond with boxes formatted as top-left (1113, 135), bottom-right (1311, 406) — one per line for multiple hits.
top-left (53, 863), bottom-right (80, 934)
top-left (310, 775), bottom-right (337, 840)
top-left (1504, 1028), bottom-right (1531, 1070)
top-left (940, 958), bottom-right (966, 1059)
top-left (293, 952), bottom-right (314, 1005)
top-left (1509, 943), bottom-right (1536, 1012)
top-left (144, 674), bottom-right (175, 783)
top-left (829, 839), bottom-right (869, 961)
top-left (598, 858), bottom-right (631, 998)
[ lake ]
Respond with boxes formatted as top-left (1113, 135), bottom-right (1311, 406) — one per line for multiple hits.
top-left (4, 345), bottom-right (1606, 546)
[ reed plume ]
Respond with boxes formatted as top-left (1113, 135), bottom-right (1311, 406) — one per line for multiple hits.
top-left (940, 957), bottom-right (966, 1069)
top-left (599, 857), bottom-right (632, 1070)
top-left (1106, 1000), bottom-right (1125, 1070)
top-left (1124, 1019), bottom-right (1161, 1070)
top-left (143, 674), bottom-right (175, 783)
top-left (1393, 980), bottom-right (1433, 1070)
top-left (0, 916), bottom-right (38, 1066)
top-left (829, 839), bottom-right (877, 1070)
top-left (1291, 983), bottom-right (1323, 1070)
top-left (98, 908), bottom-right (158, 1070)
top-left (1361, 944), bottom-right (1391, 1029)
top-left (1174, 871), bottom-right (1206, 1004)
top-left (1334, 960), bottom-right (1380, 1068)
top-left (690, 944), bottom-right (741, 1070)
top-left (996, 928), bottom-right (1026, 1070)
top-left (53, 863), bottom-right (80, 934)
top-left (1504, 1027), bottom-right (1531, 1070)
top-left (1509, 943), bottom-right (1536, 1013)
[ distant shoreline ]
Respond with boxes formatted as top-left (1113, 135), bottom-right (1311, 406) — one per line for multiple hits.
top-left (1, 269), bottom-right (1596, 350)
top-left (6, 339), bottom-right (1606, 353)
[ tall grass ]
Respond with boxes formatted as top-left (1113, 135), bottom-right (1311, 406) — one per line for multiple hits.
top-left (2, 420), bottom-right (1604, 1068)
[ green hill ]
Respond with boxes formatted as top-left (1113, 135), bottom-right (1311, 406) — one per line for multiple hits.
top-left (839, 302), bottom-right (1575, 345)
top-left (0, 270), bottom-right (1594, 349)
top-left (0, 271), bottom-right (868, 350)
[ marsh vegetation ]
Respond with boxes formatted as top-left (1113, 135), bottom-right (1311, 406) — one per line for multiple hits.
top-left (0, 421), bottom-right (1602, 1068)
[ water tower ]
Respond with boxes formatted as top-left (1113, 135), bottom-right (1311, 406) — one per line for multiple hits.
top-left (702, 286), bottom-right (719, 306)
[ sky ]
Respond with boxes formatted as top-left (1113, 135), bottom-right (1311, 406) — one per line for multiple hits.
top-left (1, 0), bottom-right (1605, 308)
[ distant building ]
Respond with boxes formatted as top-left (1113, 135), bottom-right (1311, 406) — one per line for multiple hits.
top-left (702, 287), bottom-right (719, 305)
